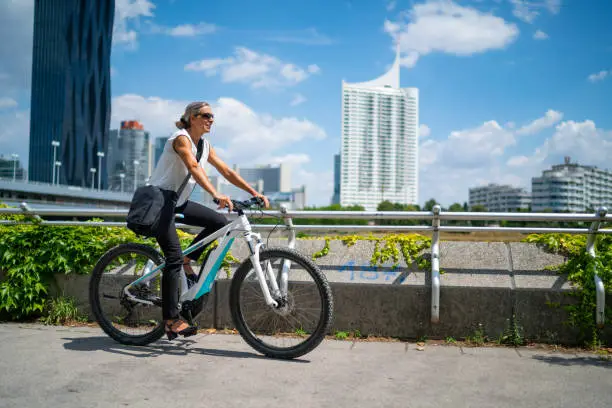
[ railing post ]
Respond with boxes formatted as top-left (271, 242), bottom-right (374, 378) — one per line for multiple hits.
top-left (281, 205), bottom-right (296, 249)
top-left (279, 205), bottom-right (295, 294)
top-left (587, 206), bottom-right (607, 328)
top-left (431, 205), bottom-right (441, 324)
top-left (19, 201), bottom-right (42, 221)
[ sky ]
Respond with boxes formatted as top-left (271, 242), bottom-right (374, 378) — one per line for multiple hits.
top-left (1, 0), bottom-right (611, 208)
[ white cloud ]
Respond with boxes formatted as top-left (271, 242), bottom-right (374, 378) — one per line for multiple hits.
top-left (185, 47), bottom-right (321, 89)
top-left (539, 120), bottom-right (612, 165)
top-left (0, 97), bottom-right (18, 109)
top-left (168, 22), bottom-right (216, 37)
top-left (546, 0), bottom-right (561, 14)
top-left (511, 0), bottom-right (538, 23)
top-left (419, 124), bottom-right (431, 139)
top-left (516, 109), bottom-right (563, 135)
top-left (385, 0), bottom-right (519, 68)
top-left (294, 168), bottom-right (334, 207)
top-left (110, 94), bottom-right (327, 205)
top-left (147, 21), bottom-right (216, 37)
top-left (533, 29), bottom-right (549, 40)
top-left (268, 154), bottom-right (311, 166)
top-left (588, 69), bottom-right (610, 83)
top-left (506, 155), bottom-right (529, 166)
top-left (417, 109), bottom-right (585, 206)
top-left (511, 0), bottom-right (562, 24)
top-left (113, 0), bottom-right (155, 50)
top-left (0, 109), bottom-right (30, 167)
top-left (290, 94), bottom-right (307, 106)
top-left (441, 120), bottom-right (516, 168)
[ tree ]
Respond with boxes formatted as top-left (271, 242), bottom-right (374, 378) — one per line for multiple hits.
top-left (424, 198), bottom-right (438, 211)
top-left (448, 203), bottom-right (463, 212)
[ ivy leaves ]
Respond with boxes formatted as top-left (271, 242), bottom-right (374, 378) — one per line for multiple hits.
top-left (523, 233), bottom-right (612, 347)
top-left (312, 234), bottom-right (432, 271)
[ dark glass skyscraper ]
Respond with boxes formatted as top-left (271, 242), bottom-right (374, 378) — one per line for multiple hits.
top-left (29, 0), bottom-right (115, 188)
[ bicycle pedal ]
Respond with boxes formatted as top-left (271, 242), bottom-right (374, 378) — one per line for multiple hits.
top-left (180, 326), bottom-right (198, 337)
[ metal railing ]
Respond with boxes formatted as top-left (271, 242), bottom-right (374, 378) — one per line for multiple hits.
top-left (1, 202), bottom-right (610, 327)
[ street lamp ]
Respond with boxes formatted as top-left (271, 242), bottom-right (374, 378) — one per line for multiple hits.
top-left (133, 160), bottom-right (140, 191)
top-left (119, 173), bottom-right (125, 193)
top-left (55, 161), bottom-right (62, 185)
top-left (51, 140), bottom-right (60, 184)
top-left (97, 151), bottom-right (105, 191)
top-left (90, 168), bottom-right (96, 189)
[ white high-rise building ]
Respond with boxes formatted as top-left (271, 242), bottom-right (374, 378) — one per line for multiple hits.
top-left (532, 157), bottom-right (612, 212)
top-left (340, 47), bottom-right (419, 211)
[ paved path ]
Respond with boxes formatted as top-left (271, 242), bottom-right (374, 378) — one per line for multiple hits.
top-left (0, 323), bottom-right (610, 408)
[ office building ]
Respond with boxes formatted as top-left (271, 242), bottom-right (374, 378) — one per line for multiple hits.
top-left (28, 0), bottom-right (115, 188)
top-left (195, 176), bottom-right (306, 210)
top-left (107, 121), bottom-right (151, 192)
top-left (532, 157), bottom-right (612, 212)
top-left (154, 137), bottom-right (169, 167)
top-left (332, 153), bottom-right (341, 205)
top-left (0, 155), bottom-right (26, 181)
top-left (235, 163), bottom-right (291, 194)
top-left (469, 184), bottom-right (531, 212)
top-left (340, 47), bottom-right (419, 211)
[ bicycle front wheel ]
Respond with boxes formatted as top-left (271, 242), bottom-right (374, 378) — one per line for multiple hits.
top-left (229, 247), bottom-right (334, 359)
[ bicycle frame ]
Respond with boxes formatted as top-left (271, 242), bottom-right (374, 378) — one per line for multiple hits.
top-left (123, 212), bottom-right (284, 309)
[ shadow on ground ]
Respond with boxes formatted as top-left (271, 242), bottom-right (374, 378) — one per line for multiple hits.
top-left (61, 335), bottom-right (310, 364)
top-left (532, 354), bottom-right (611, 368)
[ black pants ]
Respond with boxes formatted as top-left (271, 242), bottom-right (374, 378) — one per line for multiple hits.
top-left (155, 194), bottom-right (229, 320)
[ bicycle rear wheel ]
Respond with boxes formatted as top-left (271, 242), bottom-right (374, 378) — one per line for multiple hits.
top-left (89, 243), bottom-right (165, 346)
top-left (229, 247), bottom-right (334, 359)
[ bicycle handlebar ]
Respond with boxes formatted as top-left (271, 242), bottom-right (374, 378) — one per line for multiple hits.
top-left (213, 196), bottom-right (266, 213)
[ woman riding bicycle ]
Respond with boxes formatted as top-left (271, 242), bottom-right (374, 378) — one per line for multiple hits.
top-left (147, 101), bottom-right (270, 339)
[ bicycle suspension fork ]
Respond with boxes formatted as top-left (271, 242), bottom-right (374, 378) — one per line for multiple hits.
top-left (244, 232), bottom-right (281, 308)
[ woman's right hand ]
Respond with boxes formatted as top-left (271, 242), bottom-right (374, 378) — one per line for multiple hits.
top-left (213, 194), bottom-right (233, 212)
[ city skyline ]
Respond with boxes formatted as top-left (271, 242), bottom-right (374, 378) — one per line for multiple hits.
top-left (1, 0), bottom-right (611, 207)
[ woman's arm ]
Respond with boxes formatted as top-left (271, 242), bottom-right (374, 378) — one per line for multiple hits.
top-left (207, 145), bottom-right (270, 208)
top-left (173, 135), bottom-right (233, 211)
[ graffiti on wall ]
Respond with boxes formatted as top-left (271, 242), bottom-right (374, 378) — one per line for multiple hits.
top-left (335, 260), bottom-right (410, 284)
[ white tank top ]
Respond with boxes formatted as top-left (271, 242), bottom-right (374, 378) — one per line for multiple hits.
top-left (147, 129), bottom-right (210, 207)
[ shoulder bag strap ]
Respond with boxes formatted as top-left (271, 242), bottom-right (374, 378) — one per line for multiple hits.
top-left (176, 138), bottom-right (204, 197)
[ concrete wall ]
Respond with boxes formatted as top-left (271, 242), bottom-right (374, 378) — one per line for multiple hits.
top-left (15, 238), bottom-right (612, 345)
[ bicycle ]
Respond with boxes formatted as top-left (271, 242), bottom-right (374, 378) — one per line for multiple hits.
top-left (89, 196), bottom-right (334, 359)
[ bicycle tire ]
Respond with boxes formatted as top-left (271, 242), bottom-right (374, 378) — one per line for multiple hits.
top-left (229, 247), bottom-right (334, 359)
top-left (89, 243), bottom-right (166, 346)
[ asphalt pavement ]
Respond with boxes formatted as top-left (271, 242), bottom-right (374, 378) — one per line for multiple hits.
top-left (0, 323), bottom-right (610, 408)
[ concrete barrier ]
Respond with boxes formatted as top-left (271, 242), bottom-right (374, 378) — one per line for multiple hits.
top-left (32, 238), bottom-right (612, 345)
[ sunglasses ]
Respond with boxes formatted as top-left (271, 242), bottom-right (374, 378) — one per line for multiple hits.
top-left (195, 112), bottom-right (214, 120)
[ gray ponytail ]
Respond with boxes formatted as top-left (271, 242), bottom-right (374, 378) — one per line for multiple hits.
top-left (175, 101), bottom-right (210, 129)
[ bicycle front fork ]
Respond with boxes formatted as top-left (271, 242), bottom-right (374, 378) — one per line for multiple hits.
top-left (246, 234), bottom-right (284, 309)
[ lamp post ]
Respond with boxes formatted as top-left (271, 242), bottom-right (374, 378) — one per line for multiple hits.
top-left (90, 168), bottom-right (96, 189)
top-left (133, 160), bottom-right (139, 191)
top-left (55, 161), bottom-right (62, 185)
top-left (119, 173), bottom-right (125, 193)
top-left (97, 151), bottom-right (105, 191)
top-left (51, 140), bottom-right (60, 184)
top-left (11, 154), bottom-right (18, 182)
